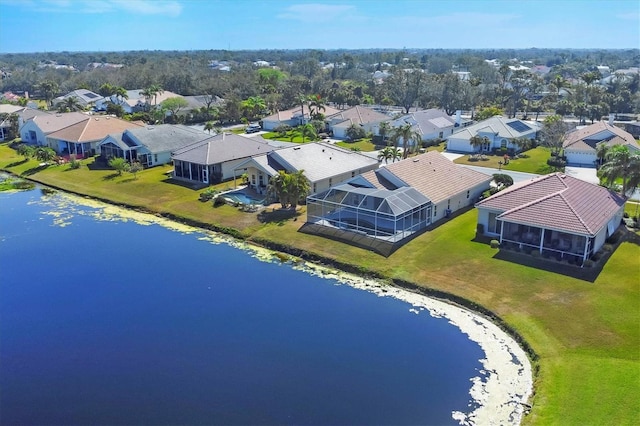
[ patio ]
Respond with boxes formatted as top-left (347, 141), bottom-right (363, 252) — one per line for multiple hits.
top-left (499, 222), bottom-right (592, 265)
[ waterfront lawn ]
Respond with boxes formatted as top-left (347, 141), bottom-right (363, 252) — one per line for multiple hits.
top-left (454, 146), bottom-right (555, 174)
top-left (1, 142), bottom-right (639, 425)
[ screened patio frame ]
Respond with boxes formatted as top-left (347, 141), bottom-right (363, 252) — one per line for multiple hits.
top-left (307, 184), bottom-right (432, 243)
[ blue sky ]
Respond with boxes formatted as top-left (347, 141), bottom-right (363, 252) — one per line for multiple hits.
top-left (0, 0), bottom-right (638, 53)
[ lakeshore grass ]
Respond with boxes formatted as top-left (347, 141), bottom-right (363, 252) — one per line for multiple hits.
top-left (1, 143), bottom-right (638, 425)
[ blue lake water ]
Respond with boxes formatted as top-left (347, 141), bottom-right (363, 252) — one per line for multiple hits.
top-left (0, 189), bottom-right (485, 425)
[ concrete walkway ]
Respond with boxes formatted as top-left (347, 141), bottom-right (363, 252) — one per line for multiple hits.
top-left (564, 166), bottom-right (599, 185)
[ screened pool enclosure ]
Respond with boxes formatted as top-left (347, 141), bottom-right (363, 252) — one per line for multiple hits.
top-left (306, 184), bottom-right (432, 243)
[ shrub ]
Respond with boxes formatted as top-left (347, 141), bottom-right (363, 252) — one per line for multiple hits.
top-left (490, 239), bottom-right (500, 249)
top-left (199, 188), bottom-right (219, 202)
top-left (584, 259), bottom-right (594, 268)
top-left (547, 158), bottom-right (567, 168)
top-left (68, 155), bottom-right (81, 169)
top-left (213, 195), bottom-right (226, 207)
top-left (602, 244), bottom-right (613, 252)
top-left (493, 173), bottom-right (514, 187)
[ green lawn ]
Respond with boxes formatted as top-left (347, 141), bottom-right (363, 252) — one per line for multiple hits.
top-left (335, 138), bottom-right (377, 152)
top-left (261, 130), bottom-right (320, 143)
top-left (454, 146), bottom-right (557, 174)
top-left (1, 142), bottom-right (639, 425)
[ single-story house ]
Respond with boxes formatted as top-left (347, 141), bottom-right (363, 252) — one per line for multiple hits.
top-left (46, 116), bottom-right (144, 158)
top-left (95, 89), bottom-right (184, 113)
top-left (261, 105), bottom-right (341, 131)
top-left (475, 172), bottom-right (626, 266)
top-left (53, 89), bottom-right (104, 108)
top-left (306, 151), bottom-right (491, 244)
top-left (0, 104), bottom-right (26, 141)
top-left (388, 109), bottom-right (468, 143)
top-left (563, 120), bottom-right (639, 166)
top-left (325, 106), bottom-right (390, 139)
top-left (20, 111), bottom-right (88, 147)
top-left (171, 132), bottom-right (277, 185)
top-left (446, 116), bottom-right (541, 153)
top-left (234, 142), bottom-right (380, 195)
top-left (97, 124), bottom-right (210, 168)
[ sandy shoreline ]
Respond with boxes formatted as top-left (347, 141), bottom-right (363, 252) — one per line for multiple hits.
top-left (40, 191), bottom-right (534, 425)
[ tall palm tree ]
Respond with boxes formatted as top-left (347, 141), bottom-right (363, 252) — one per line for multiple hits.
top-left (378, 121), bottom-right (391, 145)
top-left (204, 121), bottom-right (216, 134)
top-left (287, 170), bottom-right (310, 209)
top-left (377, 146), bottom-right (402, 164)
top-left (267, 170), bottom-right (290, 208)
top-left (241, 96), bottom-right (266, 121)
top-left (595, 142), bottom-right (610, 167)
top-left (550, 75), bottom-right (572, 99)
top-left (35, 147), bottom-right (56, 163)
top-left (599, 145), bottom-right (640, 196)
top-left (114, 86), bottom-right (128, 102)
top-left (308, 94), bottom-right (326, 118)
top-left (392, 123), bottom-right (421, 159)
top-left (470, 135), bottom-right (490, 153)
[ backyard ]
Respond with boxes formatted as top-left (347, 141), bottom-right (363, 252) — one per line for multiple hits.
top-left (453, 146), bottom-right (557, 174)
top-left (1, 142), bottom-right (639, 425)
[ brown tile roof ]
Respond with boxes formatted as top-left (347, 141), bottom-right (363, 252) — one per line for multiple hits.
top-left (365, 151), bottom-right (491, 203)
top-left (563, 121), bottom-right (638, 151)
top-left (48, 116), bottom-right (144, 142)
top-left (476, 173), bottom-right (625, 236)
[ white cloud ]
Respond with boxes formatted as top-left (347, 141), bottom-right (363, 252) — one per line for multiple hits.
top-left (2, 0), bottom-right (183, 16)
top-left (277, 3), bottom-right (358, 23)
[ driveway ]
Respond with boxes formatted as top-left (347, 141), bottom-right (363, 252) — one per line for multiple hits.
top-left (564, 166), bottom-right (599, 185)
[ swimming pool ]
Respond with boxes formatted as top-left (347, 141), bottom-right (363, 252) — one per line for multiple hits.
top-left (224, 190), bottom-right (265, 205)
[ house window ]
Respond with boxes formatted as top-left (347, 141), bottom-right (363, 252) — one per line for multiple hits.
top-left (251, 174), bottom-right (256, 185)
top-left (154, 154), bottom-right (158, 163)
top-left (466, 190), bottom-right (470, 199)
top-left (351, 171), bottom-right (355, 178)
top-left (313, 183), bottom-right (316, 193)
top-left (433, 206), bottom-right (437, 217)
top-left (329, 178), bottom-right (332, 186)
top-left (439, 131), bottom-right (443, 138)
top-left (447, 199), bottom-right (450, 209)
top-left (488, 212), bottom-right (499, 234)
top-left (501, 139), bottom-right (508, 148)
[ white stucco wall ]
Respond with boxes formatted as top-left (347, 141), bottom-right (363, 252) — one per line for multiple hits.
top-left (19, 121), bottom-right (47, 146)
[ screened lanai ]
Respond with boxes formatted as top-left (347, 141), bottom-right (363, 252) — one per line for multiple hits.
top-left (306, 184), bottom-right (432, 243)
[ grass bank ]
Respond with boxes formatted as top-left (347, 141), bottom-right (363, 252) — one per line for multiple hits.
top-left (1, 143), bottom-right (638, 425)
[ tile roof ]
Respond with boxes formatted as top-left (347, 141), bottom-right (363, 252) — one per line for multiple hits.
top-left (172, 132), bottom-right (276, 164)
top-left (363, 151), bottom-right (491, 203)
top-left (125, 124), bottom-right (210, 153)
top-left (262, 105), bottom-right (341, 122)
top-left (448, 116), bottom-right (541, 141)
top-left (390, 109), bottom-right (459, 136)
top-left (48, 116), bottom-right (144, 142)
top-left (30, 112), bottom-right (89, 133)
top-left (269, 142), bottom-right (379, 182)
top-left (326, 105), bottom-right (390, 128)
top-left (563, 121), bottom-right (638, 151)
top-left (476, 173), bottom-right (626, 236)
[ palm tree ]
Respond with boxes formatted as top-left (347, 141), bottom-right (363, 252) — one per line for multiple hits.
top-left (308, 94), bottom-right (326, 118)
top-left (299, 123), bottom-right (317, 143)
top-left (377, 146), bottom-right (401, 164)
top-left (391, 123), bottom-right (422, 159)
top-left (378, 121), bottom-right (391, 145)
top-left (595, 142), bottom-right (610, 167)
top-left (16, 143), bottom-right (34, 160)
top-left (469, 135), bottom-right (486, 153)
top-left (204, 121), bottom-right (216, 134)
top-left (58, 96), bottom-right (83, 112)
top-left (267, 170), bottom-right (290, 208)
top-left (550, 75), bottom-right (572, 99)
top-left (242, 96), bottom-right (266, 121)
top-left (287, 170), bottom-right (310, 209)
top-left (599, 145), bottom-right (640, 196)
top-left (114, 86), bottom-right (128, 103)
top-left (35, 147), bottom-right (56, 163)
